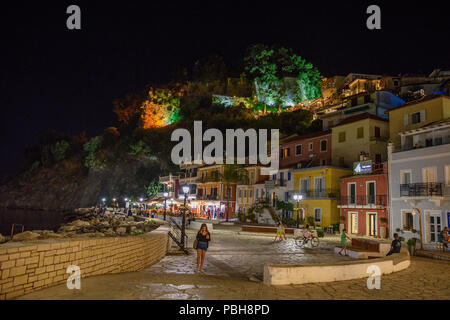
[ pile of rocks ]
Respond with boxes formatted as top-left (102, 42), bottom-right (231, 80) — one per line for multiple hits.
top-left (3, 213), bottom-right (160, 243)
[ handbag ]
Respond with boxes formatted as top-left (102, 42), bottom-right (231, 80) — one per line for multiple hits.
top-left (193, 239), bottom-right (197, 249)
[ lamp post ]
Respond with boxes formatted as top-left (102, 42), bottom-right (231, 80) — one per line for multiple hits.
top-left (412, 207), bottom-right (424, 250)
top-left (163, 192), bottom-right (168, 221)
top-left (293, 194), bottom-right (303, 228)
top-left (181, 185), bottom-right (190, 249)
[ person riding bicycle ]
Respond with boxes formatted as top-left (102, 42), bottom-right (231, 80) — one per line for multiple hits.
top-left (302, 224), bottom-right (312, 243)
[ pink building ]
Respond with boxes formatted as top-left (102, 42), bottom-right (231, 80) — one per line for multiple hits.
top-left (279, 130), bottom-right (332, 168)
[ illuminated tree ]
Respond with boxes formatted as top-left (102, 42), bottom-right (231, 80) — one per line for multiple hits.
top-left (140, 86), bottom-right (185, 129)
top-left (244, 44), bottom-right (322, 108)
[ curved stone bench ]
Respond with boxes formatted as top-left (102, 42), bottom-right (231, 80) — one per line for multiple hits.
top-left (263, 248), bottom-right (410, 286)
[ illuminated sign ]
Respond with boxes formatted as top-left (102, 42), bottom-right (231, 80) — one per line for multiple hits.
top-left (353, 160), bottom-right (372, 174)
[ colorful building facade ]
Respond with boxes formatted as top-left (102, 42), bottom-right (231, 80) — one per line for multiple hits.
top-left (338, 162), bottom-right (389, 238)
top-left (292, 166), bottom-right (352, 228)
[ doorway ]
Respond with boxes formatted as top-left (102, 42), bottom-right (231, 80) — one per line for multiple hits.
top-left (367, 212), bottom-right (377, 236)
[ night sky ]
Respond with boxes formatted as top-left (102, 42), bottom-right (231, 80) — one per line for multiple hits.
top-left (1, 1), bottom-right (449, 176)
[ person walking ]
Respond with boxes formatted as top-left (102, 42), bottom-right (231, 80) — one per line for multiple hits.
top-left (274, 222), bottom-right (283, 242)
top-left (338, 228), bottom-right (351, 256)
top-left (195, 224), bottom-right (211, 273)
top-left (282, 222), bottom-right (287, 240)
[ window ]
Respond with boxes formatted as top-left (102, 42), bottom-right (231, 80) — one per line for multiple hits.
top-left (238, 189), bottom-right (242, 198)
top-left (320, 140), bottom-right (327, 152)
top-left (423, 167), bottom-right (437, 183)
top-left (295, 144), bottom-right (302, 155)
top-left (288, 172), bottom-right (291, 180)
top-left (364, 95), bottom-right (371, 103)
top-left (367, 181), bottom-right (375, 204)
top-left (338, 132), bottom-right (346, 143)
top-left (374, 126), bottom-right (381, 138)
top-left (400, 170), bottom-right (411, 185)
top-left (285, 192), bottom-right (289, 202)
top-left (357, 127), bottom-right (364, 139)
top-left (321, 159), bottom-right (327, 166)
top-left (300, 178), bottom-right (309, 194)
top-left (402, 211), bottom-right (414, 230)
top-left (256, 189), bottom-right (259, 198)
top-left (244, 190), bottom-right (247, 197)
top-left (375, 154), bottom-right (382, 163)
top-left (284, 148), bottom-right (290, 158)
top-left (249, 190), bottom-right (253, 198)
top-left (348, 183), bottom-right (356, 204)
top-left (250, 172), bottom-right (254, 184)
top-left (314, 208), bottom-right (322, 222)
top-left (411, 112), bottom-right (420, 124)
top-left (272, 174), bottom-right (277, 180)
top-left (308, 142), bottom-right (313, 151)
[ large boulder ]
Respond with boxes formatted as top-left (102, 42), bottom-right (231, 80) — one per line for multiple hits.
top-left (71, 220), bottom-right (91, 227)
top-left (12, 231), bottom-right (41, 242)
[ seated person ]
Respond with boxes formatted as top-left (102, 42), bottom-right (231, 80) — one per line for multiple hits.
top-left (439, 227), bottom-right (449, 250)
top-left (386, 233), bottom-right (401, 256)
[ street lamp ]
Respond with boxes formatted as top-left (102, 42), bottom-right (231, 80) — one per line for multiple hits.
top-left (293, 194), bottom-right (303, 228)
top-left (163, 192), bottom-right (169, 221)
top-left (412, 207), bottom-right (424, 250)
top-left (181, 185), bottom-right (190, 249)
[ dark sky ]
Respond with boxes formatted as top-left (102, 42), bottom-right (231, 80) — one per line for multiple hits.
top-left (1, 1), bottom-right (449, 176)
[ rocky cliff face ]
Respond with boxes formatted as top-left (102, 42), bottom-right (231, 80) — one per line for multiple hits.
top-left (0, 156), bottom-right (164, 211)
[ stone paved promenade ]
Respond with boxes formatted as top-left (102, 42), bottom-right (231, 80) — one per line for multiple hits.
top-left (18, 226), bottom-right (450, 300)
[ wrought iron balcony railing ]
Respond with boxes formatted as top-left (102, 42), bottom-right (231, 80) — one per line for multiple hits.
top-left (338, 195), bottom-right (387, 206)
top-left (400, 183), bottom-right (444, 197)
top-left (298, 189), bottom-right (340, 199)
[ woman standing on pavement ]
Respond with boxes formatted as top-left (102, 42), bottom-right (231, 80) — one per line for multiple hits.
top-left (195, 223), bottom-right (211, 273)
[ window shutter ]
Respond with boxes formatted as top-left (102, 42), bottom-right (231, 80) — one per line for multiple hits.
top-left (420, 110), bottom-right (426, 123)
top-left (403, 114), bottom-right (409, 126)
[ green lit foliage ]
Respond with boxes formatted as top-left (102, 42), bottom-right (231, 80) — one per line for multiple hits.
top-left (145, 178), bottom-right (163, 198)
top-left (244, 44), bottom-right (322, 107)
top-left (129, 140), bottom-right (155, 158)
top-left (51, 140), bottom-right (70, 162)
top-left (83, 136), bottom-right (106, 169)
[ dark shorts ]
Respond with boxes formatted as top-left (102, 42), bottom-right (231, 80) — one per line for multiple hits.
top-left (196, 241), bottom-right (208, 251)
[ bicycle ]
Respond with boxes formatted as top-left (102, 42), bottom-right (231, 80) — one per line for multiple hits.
top-left (295, 234), bottom-right (319, 248)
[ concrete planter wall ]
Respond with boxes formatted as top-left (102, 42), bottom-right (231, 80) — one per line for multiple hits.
top-left (264, 248), bottom-right (410, 286)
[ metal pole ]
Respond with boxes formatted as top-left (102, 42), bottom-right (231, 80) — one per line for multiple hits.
top-left (417, 208), bottom-right (424, 250)
top-left (296, 200), bottom-right (299, 228)
top-left (181, 193), bottom-right (187, 249)
top-left (164, 197), bottom-right (167, 221)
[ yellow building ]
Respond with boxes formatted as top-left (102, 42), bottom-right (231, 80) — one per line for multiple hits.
top-left (292, 166), bottom-right (352, 228)
top-left (385, 95), bottom-right (450, 149)
top-left (331, 113), bottom-right (389, 168)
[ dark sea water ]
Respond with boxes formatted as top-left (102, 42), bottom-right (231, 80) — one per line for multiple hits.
top-left (0, 208), bottom-right (65, 236)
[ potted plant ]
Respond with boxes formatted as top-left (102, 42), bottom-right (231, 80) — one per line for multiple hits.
top-left (379, 217), bottom-right (388, 239)
top-left (339, 215), bottom-right (346, 233)
top-left (407, 238), bottom-right (417, 256)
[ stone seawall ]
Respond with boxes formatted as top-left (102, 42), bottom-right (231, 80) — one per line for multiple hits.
top-left (0, 226), bottom-right (170, 300)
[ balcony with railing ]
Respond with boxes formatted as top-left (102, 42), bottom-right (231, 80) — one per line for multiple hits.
top-left (400, 183), bottom-right (445, 197)
top-left (298, 189), bottom-right (340, 199)
top-left (338, 195), bottom-right (387, 207)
